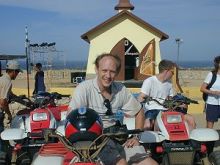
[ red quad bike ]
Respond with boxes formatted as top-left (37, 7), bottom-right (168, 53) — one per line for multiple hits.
top-left (1, 92), bottom-right (70, 165)
top-left (139, 94), bottom-right (219, 165)
top-left (26, 108), bottom-right (142, 165)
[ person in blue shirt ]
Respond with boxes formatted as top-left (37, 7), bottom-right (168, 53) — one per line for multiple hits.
top-left (33, 63), bottom-right (46, 95)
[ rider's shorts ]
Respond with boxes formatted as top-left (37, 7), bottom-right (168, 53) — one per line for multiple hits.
top-left (125, 145), bottom-right (150, 164)
top-left (205, 104), bottom-right (220, 122)
top-left (145, 109), bottom-right (161, 120)
top-left (98, 139), bottom-right (150, 165)
top-left (0, 111), bottom-right (4, 132)
top-left (0, 111), bottom-right (5, 151)
top-left (98, 139), bottom-right (126, 165)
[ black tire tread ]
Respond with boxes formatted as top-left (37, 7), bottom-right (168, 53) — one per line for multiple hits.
top-left (209, 151), bottom-right (220, 165)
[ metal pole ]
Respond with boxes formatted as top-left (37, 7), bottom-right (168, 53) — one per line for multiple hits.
top-left (177, 41), bottom-right (180, 66)
top-left (25, 26), bottom-right (30, 98)
top-left (175, 38), bottom-right (183, 66)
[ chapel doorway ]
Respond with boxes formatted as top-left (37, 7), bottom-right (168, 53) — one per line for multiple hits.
top-left (110, 38), bottom-right (140, 81)
top-left (124, 39), bottom-right (139, 80)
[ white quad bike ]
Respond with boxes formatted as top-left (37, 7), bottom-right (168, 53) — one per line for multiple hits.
top-left (2, 93), bottom-right (220, 165)
top-left (139, 94), bottom-right (220, 165)
top-left (2, 108), bottom-right (143, 165)
top-left (1, 92), bottom-right (70, 165)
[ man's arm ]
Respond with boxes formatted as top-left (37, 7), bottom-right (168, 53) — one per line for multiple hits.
top-left (68, 83), bottom-right (87, 114)
top-left (124, 108), bottom-right (144, 147)
top-left (0, 98), bottom-right (12, 123)
top-left (135, 108), bottom-right (144, 129)
top-left (138, 92), bottom-right (147, 103)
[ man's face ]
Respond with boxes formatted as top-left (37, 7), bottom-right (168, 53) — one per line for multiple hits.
top-left (34, 66), bottom-right (40, 72)
top-left (95, 56), bottom-right (118, 89)
top-left (164, 68), bottom-right (174, 81)
top-left (11, 70), bottom-right (20, 80)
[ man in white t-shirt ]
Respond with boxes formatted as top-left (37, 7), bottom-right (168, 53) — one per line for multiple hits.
top-left (138, 59), bottom-right (196, 130)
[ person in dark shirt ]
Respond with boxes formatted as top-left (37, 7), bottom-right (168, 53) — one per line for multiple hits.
top-left (33, 63), bottom-right (46, 95)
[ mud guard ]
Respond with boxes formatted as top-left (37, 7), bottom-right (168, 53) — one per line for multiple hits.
top-left (32, 155), bottom-right (64, 165)
top-left (56, 124), bottom-right (65, 136)
top-left (1, 128), bottom-right (27, 140)
top-left (139, 131), bottom-right (165, 143)
top-left (190, 128), bottom-right (219, 141)
top-left (123, 117), bottom-right (135, 130)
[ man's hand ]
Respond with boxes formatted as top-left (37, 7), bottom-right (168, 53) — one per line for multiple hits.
top-left (6, 112), bottom-right (12, 124)
top-left (124, 136), bottom-right (139, 148)
top-left (212, 90), bottom-right (220, 96)
top-left (179, 103), bottom-right (187, 108)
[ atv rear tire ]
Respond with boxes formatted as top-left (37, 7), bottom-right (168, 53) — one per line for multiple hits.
top-left (0, 151), bottom-right (10, 165)
top-left (162, 154), bottom-right (169, 165)
top-left (201, 156), bottom-right (211, 165)
top-left (209, 151), bottom-right (220, 165)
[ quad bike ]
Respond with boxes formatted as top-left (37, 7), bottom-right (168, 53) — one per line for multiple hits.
top-left (10, 92), bottom-right (70, 132)
top-left (2, 108), bottom-right (143, 165)
top-left (30, 127), bottom-right (142, 165)
top-left (139, 94), bottom-right (219, 165)
top-left (1, 92), bottom-right (70, 165)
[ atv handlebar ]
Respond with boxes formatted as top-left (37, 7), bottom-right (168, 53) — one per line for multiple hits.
top-left (41, 124), bottom-right (143, 161)
top-left (43, 124), bottom-right (143, 149)
top-left (49, 92), bottom-right (70, 100)
top-left (28, 132), bottom-right (43, 138)
top-left (103, 122), bottom-right (143, 135)
top-left (59, 94), bottom-right (71, 98)
top-left (143, 94), bottom-right (198, 110)
top-left (10, 92), bottom-right (70, 111)
top-left (33, 92), bottom-right (70, 107)
top-left (10, 95), bottom-right (35, 109)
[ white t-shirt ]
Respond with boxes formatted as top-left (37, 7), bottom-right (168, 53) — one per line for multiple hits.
top-left (0, 74), bottom-right (12, 100)
top-left (140, 76), bottom-right (175, 111)
top-left (204, 72), bottom-right (220, 105)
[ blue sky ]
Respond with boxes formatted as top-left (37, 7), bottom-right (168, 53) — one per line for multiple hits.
top-left (0, 0), bottom-right (220, 63)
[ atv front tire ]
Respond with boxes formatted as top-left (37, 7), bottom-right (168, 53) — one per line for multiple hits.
top-left (162, 154), bottom-right (169, 165)
top-left (209, 151), bottom-right (220, 165)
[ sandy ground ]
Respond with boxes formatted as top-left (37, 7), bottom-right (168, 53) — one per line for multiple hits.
top-left (12, 68), bottom-right (209, 93)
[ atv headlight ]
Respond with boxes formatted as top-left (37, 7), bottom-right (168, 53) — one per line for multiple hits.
top-left (32, 113), bottom-right (48, 121)
top-left (167, 115), bottom-right (182, 123)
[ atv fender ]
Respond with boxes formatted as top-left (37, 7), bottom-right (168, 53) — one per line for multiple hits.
top-left (11, 114), bottom-right (30, 131)
top-left (32, 155), bottom-right (64, 165)
top-left (139, 131), bottom-right (165, 143)
top-left (190, 128), bottom-right (219, 141)
top-left (56, 124), bottom-right (65, 136)
top-left (1, 128), bottom-right (27, 140)
top-left (123, 117), bottom-right (135, 130)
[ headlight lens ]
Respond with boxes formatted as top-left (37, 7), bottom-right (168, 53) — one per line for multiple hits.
top-left (167, 115), bottom-right (182, 123)
top-left (32, 113), bottom-right (48, 121)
